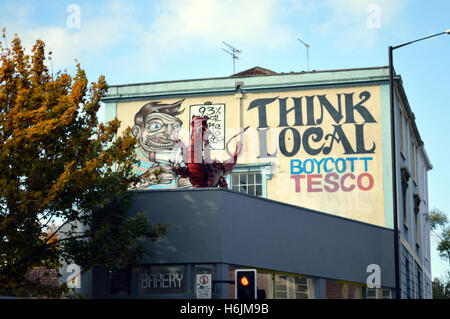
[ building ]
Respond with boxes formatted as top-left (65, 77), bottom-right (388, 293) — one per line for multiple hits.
top-left (64, 66), bottom-right (432, 299)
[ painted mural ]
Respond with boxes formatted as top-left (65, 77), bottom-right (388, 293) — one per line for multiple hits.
top-left (130, 99), bottom-right (246, 190)
top-left (130, 99), bottom-right (191, 189)
top-left (118, 85), bottom-right (385, 227)
top-left (189, 104), bottom-right (225, 150)
top-left (172, 115), bottom-right (248, 188)
top-left (248, 91), bottom-right (378, 194)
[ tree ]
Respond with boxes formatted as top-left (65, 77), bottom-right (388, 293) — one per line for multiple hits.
top-left (0, 31), bottom-right (167, 297)
top-left (429, 208), bottom-right (450, 265)
top-left (432, 275), bottom-right (450, 299)
top-left (429, 208), bottom-right (450, 299)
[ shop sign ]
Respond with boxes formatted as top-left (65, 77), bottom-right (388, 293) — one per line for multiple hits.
top-left (139, 265), bottom-right (186, 294)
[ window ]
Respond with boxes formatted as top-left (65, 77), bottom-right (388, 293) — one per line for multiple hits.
top-left (411, 141), bottom-right (417, 182)
top-left (227, 163), bottom-right (272, 198)
top-left (108, 268), bottom-right (131, 296)
top-left (364, 287), bottom-right (392, 299)
top-left (399, 110), bottom-right (405, 155)
top-left (366, 288), bottom-right (377, 299)
top-left (405, 258), bottom-right (411, 299)
top-left (415, 212), bottom-right (420, 247)
top-left (382, 289), bottom-right (392, 299)
top-left (413, 194), bottom-right (421, 247)
top-left (194, 264), bottom-right (216, 278)
top-left (415, 210), bottom-right (419, 245)
top-left (401, 167), bottom-right (411, 229)
top-left (275, 275), bottom-right (289, 299)
top-left (275, 275), bottom-right (311, 299)
top-left (416, 264), bottom-right (423, 299)
top-left (256, 272), bottom-right (274, 300)
top-left (294, 277), bottom-right (309, 299)
top-left (231, 172), bottom-right (263, 197)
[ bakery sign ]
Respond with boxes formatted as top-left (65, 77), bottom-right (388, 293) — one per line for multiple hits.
top-left (139, 265), bottom-right (186, 294)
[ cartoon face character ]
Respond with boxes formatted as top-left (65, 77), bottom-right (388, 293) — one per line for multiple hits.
top-left (132, 99), bottom-right (185, 153)
top-left (140, 112), bottom-right (182, 152)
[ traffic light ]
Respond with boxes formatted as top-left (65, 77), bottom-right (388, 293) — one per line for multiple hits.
top-left (235, 269), bottom-right (257, 299)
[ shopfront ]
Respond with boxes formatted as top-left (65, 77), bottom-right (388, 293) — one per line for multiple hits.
top-left (104, 263), bottom-right (392, 299)
top-left (83, 188), bottom-right (395, 299)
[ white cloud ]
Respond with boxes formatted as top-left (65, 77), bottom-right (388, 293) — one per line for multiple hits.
top-left (1, 1), bottom-right (140, 71)
top-left (140, 0), bottom-right (299, 63)
top-left (317, 0), bottom-right (408, 51)
top-left (1, 0), bottom-right (303, 75)
top-left (325, 0), bottom-right (407, 25)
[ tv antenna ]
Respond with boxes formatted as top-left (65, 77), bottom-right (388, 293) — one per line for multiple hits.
top-left (222, 41), bottom-right (241, 75)
top-left (297, 38), bottom-right (311, 71)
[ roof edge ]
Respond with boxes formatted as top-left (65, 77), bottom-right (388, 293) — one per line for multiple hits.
top-left (133, 187), bottom-right (394, 232)
top-left (106, 66), bottom-right (390, 89)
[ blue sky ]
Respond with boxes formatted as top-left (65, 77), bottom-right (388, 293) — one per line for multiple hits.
top-left (1, 0), bottom-right (449, 281)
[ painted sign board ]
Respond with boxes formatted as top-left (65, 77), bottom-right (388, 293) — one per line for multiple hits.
top-left (115, 84), bottom-right (388, 228)
top-left (190, 104), bottom-right (225, 150)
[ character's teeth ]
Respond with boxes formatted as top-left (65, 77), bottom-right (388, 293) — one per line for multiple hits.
top-left (147, 139), bottom-right (173, 147)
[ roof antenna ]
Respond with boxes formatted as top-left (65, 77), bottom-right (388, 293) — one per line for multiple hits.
top-left (297, 38), bottom-right (311, 71)
top-left (222, 41), bottom-right (241, 75)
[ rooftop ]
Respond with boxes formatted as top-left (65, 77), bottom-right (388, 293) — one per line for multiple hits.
top-left (106, 65), bottom-right (391, 89)
top-left (25, 268), bottom-right (59, 287)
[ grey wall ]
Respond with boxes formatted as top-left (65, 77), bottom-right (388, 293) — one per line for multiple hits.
top-left (131, 188), bottom-right (395, 288)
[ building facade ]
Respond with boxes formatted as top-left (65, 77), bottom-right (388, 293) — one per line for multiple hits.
top-left (69, 66), bottom-right (431, 299)
top-left (82, 188), bottom-right (396, 299)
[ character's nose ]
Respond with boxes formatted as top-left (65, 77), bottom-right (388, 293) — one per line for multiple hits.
top-left (162, 123), bottom-right (175, 134)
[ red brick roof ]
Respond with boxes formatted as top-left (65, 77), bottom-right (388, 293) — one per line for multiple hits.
top-left (231, 66), bottom-right (277, 77)
top-left (25, 268), bottom-right (59, 287)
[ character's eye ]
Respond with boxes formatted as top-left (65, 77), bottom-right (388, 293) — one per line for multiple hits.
top-left (173, 124), bottom-right (181, 131)
top-left (149, 122), bottom-right (162, 132)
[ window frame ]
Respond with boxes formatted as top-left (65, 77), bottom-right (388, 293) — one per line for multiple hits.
top-left (230, 171), bottom-right (263, 197)
top-left (226, 163), bottom-right (272, 198)
top-left (399, 108), bottom-right (405, 157)
top-left (411, 140), bottom-right (417, 184)
top-left (107, 267), bottom-right (132, 296)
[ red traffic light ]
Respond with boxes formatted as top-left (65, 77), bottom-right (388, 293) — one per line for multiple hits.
top-left (240, 276), bottom-right (249, 286)
top-left (235, 269), bottom-right (257, 299)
